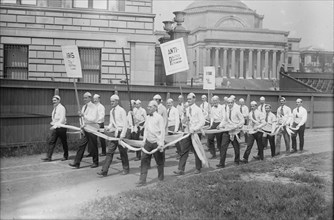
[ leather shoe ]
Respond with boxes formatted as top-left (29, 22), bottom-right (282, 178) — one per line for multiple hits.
top-left (61, 157), bottom-right (68, 161)
top-left (253, 156), bottom-right (261, 160)
top-left (90, 163), bottom-right (98, 168)
top-left (136, 181), bottom-right (146, 187)
top-left (173, 170), bottom-right (184, 175)
top-left (122, 170), bottom-right (129, 175)
top-left (240, 159), bottom-right (248, 164)
top-left (290, 149), bottom-right (297, 154)
top-left (69, 163), bottom-right (79, 169)
top-left (41, 157), bottom-right (51, 162)
top-left (97, 171), bottom-right (107, 177)
top-left (116, 156), bottom-right (121, 160)
top-left (193, 169), bottom-right (201, 174)
top-left (216, 164), bottom-right (225, 169)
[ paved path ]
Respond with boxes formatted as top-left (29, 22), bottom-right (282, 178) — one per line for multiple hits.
top-left (1, 128), bottom-right (332, 219)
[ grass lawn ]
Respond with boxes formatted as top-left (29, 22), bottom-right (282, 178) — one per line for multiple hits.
top-left (81, 152), bottom-right (333, 220)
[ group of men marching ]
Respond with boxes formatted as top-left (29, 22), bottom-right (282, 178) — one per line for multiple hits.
top-left (43, 91), bottom-right (307, 187)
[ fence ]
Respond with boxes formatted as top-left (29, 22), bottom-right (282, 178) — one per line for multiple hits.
top-left (1, 79), bottom-right (333, 147)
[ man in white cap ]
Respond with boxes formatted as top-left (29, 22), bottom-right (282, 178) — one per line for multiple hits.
top-left (174, 93), bottom-right (205, 175)
top-left (136, 100), bottom-right (165, 187)
top-left (240, 101), bottom-right (266, 163)
top-left (276, 97), bottom-right (292, 155)
top-left (290, 98), bottom-right (307, 153)
top-left (132, 99), bottom-right (146, 161)
top-left (207, 95), bottom-right (224, 159)
top-left (200, 94), bottom-right (211, 125)
top-left (217, 97), bottom-right (244, 168)
top-left (97, 94), bottom-right (129, 176)
top-left (176, 95), bottom-right (185, 131)
top-left (42, 95), bottom-right (69, 162)
top-left (69, 92), bottom-right (99, 168)
top-left (222, 96), bottom-right (228, 114)
top-left (261, 104), bottom-right (277, 157)
top-left (238, 98), bottom-right (249, 143)
top-left (258, 96), bottom-right (266, 113)
top-left (153, 94), bottom-right (167, 128)
top-left (93, 94), bottom-right (106, 156)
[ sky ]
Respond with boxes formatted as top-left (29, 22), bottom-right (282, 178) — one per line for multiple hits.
top-left (152, 0), bottom-right (334, 50)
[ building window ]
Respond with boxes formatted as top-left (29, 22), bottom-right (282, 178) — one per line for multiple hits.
top-left (72, 0), bottom-right (120, 11)
top-left (288, 57), bottom-right (292, 64)
top-left (4, 45), bottom-right (28, 80)
top-left (311, 55), bottom-right (317, 62)
top-left (78, 48), bottom-right (101, 83)
top-left (288, 43), bottom-right (292, 51)
top-left (1, 0), bottom-right (36, 5)
top-left (48, 0), bottom-right (63, 8)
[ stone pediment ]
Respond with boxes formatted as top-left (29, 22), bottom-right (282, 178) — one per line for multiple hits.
top-left (215, 16), bottom-right (246, 28)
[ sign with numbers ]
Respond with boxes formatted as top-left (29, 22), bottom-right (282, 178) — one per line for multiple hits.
top-left (203, 66), bottom-right (215, 90)
top-left (160, 38), bottom-right (189, 75)
top-left (61, 45), bottom-right (82, 78)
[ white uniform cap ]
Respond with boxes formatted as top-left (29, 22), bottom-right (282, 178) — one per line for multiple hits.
top-left (93, 94), bottom-right (100, 99)
top-left (178, 95), bottom-right (183, 99)
top-left (223, 96), bottom-right (228, 101)
top-left (201, 95), bottom-right (207, 99)
top-left (153, 94), bottom-right (162, 100)
top-left (149, 100), bottom-right (158, 108)
top-left (260, 96), bottom-right (265, 101)
top-left (110, 94), bottom-right (119, 101)
top-left (135, 99), bottom-right (141, 104)
top-left (280, 97), bottom-right (286, 101)
top-left (131, 100), bottom-right (136, 105)
top-left (296, 98), bottom-right (302, 102)
top-left (84, 92), bottom-right (92, 97)
top-left (250, 101), bottom-right (257, 105)
top-left (167, 98), bottom-right (173, 103)
top-left (230, 95), bottom-right (236, 100)
top-left (53, 95), bottom-right (61, 101)
top-left (187, 93), bottom-right (196, 98)
top-left (239, 98), bottom-right (244, 102)
top-left (211, 95), bottom-right (219, 101)
top-left (227, 97), bottom-right (234, 102)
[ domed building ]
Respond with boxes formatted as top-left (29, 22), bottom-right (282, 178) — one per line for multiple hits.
top-left (156, 0), bottom-right (301, 87)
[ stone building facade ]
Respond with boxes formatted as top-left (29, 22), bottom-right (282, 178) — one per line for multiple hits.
top-left (0, 0), bottom-right (155, 85)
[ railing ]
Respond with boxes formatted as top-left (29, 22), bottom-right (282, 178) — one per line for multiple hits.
top-left (0, 79), bottom-right (333, 147)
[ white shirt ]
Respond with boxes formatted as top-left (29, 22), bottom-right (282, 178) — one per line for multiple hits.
top-left (200, 101), bottom-right (211, 120)
top-left (210, 104), bottom-right (225, 124)
top-left (262, 111), bottom-right (277, 131)
top-left (108, 105), bottom-right (127, 138)
top-left (248, 109), bottom-right (266, 129)
top-left (167, 106), bottom-right (180, 132)
top-left (134, 107), bottom-right (146, 125)
top-left (276, 105), bottom-right (292, 125)
top-left (183, 103), bottom-right (205, 132)
top-left (176, 103), bottom-right (184, 118)
top-left (144, 111), bottom-right (165, 146)
top-left (291, 106), bottom-right (307, 126)
top-left (158, 103), bottom-right (168, 127)
top-left (95, 102), bottom-right (105, 124)
top-left (258, 103), bottom-right (266, 113)
top-left (222, 105), bottom-right (244, 127)
top-left (81, 101), bottom-right (98, 125)
top-left (239, 104), bottom-right (249, 118)
top-left (51, 103), bottom-right (66, 125)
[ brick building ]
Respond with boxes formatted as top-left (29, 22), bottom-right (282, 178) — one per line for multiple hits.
top-left (0, 0), bottom-right (156, 85)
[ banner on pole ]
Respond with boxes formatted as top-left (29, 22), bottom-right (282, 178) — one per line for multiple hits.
top-left (61, 45), bottom-right (82, 78)
top-left (160, 38), bottom-right (189, 75)
top-left (203, 66), bottom-right (215, 90)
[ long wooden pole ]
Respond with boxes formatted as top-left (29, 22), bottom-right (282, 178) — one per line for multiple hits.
top-left (73, 79), bottom-right (83, 127)
top-left (122, 47), bottom-right (134, 127)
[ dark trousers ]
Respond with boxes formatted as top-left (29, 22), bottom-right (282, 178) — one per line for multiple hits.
top-left (47, 127), bottom-right (68, 159)
top-left (207, 122), bottom-right (223, 157)
top-left (262, 135), bottom-right (276, 157)
top-left (275, 127), bottom-right (290, 153)
top-left (291, 123), bottom-right (305, 151)
top-left (74, 130), bottom-right (98, 165)
top-left (168, 125), bottom-right (181, 155)
top-left (98, 123), bottom-right (107, 154)
top-left (243, 131), bottom-right (264, 160)
top-left (220, 132), bottom-right (240, 166)
top-left (139, 141), bottom-right (165, 183)
top-left (127, 127), bottom-right (141, 159)
top-left (102, 133), bottom-right (129, 174)
top-left (178, 134), bottom-right (202, 171)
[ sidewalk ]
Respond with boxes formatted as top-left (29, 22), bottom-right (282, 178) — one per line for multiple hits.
top-left (0, 128), bottom-right (332, 219)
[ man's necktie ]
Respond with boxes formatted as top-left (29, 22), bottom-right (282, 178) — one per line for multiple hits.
top-left (83, 104), bottom-right (88, 113)
top-left (265, 112), bottom-right (268, 122)
top-left (53, 107), bottom-right (57, 118)
top-left (261, 104), bottom-right (264, 112)
top-left (252, 110), bottom-right (256, 120)
top-left (297, 107), bottom-right (300, 113)
top-left (112, 108), bottom-right (116, 122)
top-left (240, 105), bottom-right (243, 114)
top-left (229, 108), bottom-right (232, 121)
top-left (189, 106), bottom-right (192, 117)
top-left (280, 107), bottom-right (284, 116)
top-left (167, 108), bottom-right (170, 118)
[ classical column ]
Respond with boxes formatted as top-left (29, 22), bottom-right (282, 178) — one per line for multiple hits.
top-left (196, 48), bottom-right (200, 78)
top-left (239, 48), bottom-right (244, 79)
top-left (256, 49), bottom-right (261, 79)
top-left (279, 50), bottom-right (284, 78)
top-left (223, 48), bottom-right (227, 78)
top-left (215, 48), bottom-right (219, 76)
top-left (231, 48), bottom-right (236, 78)
top-left (264, 50), bottom-right (269, 79)
top-left (272, 50), bottom-right (277, 79)
top-left (247, 49), bottom-right (253, 79)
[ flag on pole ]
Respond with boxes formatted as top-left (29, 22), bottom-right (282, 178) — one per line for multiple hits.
top-left (160, 38), bottom-right (189, 75)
